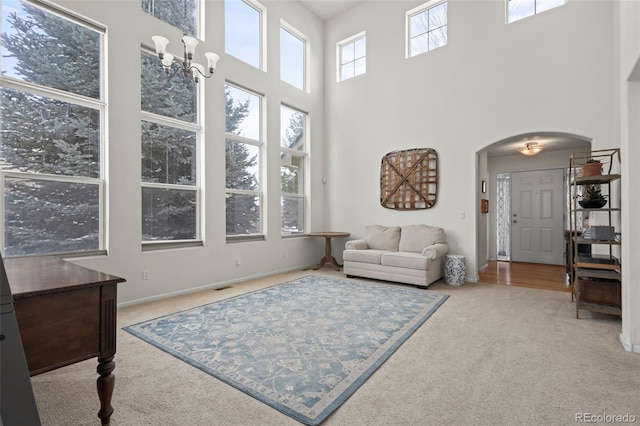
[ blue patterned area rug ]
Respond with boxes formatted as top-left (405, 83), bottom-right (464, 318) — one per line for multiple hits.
top-left (123, 275), bottom-right (448, 425)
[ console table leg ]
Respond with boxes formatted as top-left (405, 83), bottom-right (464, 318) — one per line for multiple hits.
top-left (97, 356), bottom-right (115, 425)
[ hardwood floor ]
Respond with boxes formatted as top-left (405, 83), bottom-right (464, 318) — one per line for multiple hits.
top-left (479, 261), bottom-right (571, 292)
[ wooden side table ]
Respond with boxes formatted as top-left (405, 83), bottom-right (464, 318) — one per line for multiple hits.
top-left (307, 232), bottom-right (350, 271)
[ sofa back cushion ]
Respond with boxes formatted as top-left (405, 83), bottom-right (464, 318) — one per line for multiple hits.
top-left (399, 224), bottom-right (446, 253)
top-left (364, 225), bottom-right (401, 251)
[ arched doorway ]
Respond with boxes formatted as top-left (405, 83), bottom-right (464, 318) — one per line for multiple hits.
top-left (476, 132), bottom-right (591, 276)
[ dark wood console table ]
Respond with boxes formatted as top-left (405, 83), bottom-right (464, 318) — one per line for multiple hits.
top-left (5, 256), bottom-right (126, 425)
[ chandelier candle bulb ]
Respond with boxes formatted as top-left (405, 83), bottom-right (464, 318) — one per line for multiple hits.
top-left (205, 52), bottom-right (220, 72)
top-left (151, 35), bottom-right (169, 58)
top-left (192, 64), bottom-right (205, 83)
top-left (161, 53), bottom-right (174, 68)
top-left (182, 35), bottom-right (199, 59)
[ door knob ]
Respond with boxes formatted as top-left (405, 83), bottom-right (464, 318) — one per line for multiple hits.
top-left (513, 219), bottom-right (518, 224)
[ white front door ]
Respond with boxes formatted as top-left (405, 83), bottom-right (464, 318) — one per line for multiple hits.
top-left (511, 169), bottom-right (565, 265)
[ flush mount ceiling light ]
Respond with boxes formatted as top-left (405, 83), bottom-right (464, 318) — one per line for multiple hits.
top-left (151, 0), bottom-right (220, 83)
top-left (518, 142), bottom-right (545, 156)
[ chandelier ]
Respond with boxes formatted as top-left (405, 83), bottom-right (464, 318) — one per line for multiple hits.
top-left (518, 142), bottom-right (545, 156)
top-left (150, 1), bottom-right (219, 83)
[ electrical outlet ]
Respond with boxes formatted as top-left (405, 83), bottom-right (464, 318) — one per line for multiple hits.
top-left (236, 257), bottom-right (241, 266)
top-left (142, 270), bottom-right (150, 280)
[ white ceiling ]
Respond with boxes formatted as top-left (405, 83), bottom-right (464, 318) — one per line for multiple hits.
top-left (299, 0), bottom-right (364, 21)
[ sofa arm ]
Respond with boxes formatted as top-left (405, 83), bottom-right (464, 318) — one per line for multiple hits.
top-left (421, 243), bottom-right (449, 259)
top-left (345, 239), bottom-right (369, 250)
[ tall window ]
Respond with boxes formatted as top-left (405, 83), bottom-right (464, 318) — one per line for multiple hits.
top-left (337, 32), bottom-right (366, 82)
top-left (141, 0), bottom-right (198, 36)
top-left (0, 0), bottom-right (105, 257)
top-left (407, 0), bottom-right (447, 58)
top-left (280, 23), bottom-right (305, 90)
top-left (141, 51), bottom-right (200, 243)
top-left (225, 83), bottom-right (263, 237)
top-left (280, 105), bottom-right (307, 236)
top-left (508, 0), bottom-right (565, 23)
top-left (225, 0), bottom-right (264, 69)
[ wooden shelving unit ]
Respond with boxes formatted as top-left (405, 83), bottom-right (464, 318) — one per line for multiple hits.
top-left (568, 148), bottom-right (622, 318)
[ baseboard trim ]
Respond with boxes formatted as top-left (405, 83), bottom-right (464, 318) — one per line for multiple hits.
top-left (117, 265), bottom-right (315, 308)
top-left (619, 333), bottom-right (640, 353)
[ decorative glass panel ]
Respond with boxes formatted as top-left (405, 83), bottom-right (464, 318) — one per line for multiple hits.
top-left (496, 173), bottom-right (511, 260)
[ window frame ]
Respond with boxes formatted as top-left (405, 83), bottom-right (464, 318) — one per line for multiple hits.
top-left (224, 82), bottom-right (265, 241)
top-left (280, 104), bottom-right (308, 237)
top-left (140, 47), bottom-right (204, 248)
top-left (506, 0), bottom-right (567, 23)
top-left (405, 0), bottom-right (448, 59)
top-left (280, 20), bottom-right (308, 92)
top-left (224, 0), bottom-right (266, 71)
top-left (336, 31), bottom-right (366, 82)
top-left (0, 0), bottom-right (107, 258)
top-left (141, 0), bottom-right (202, 38)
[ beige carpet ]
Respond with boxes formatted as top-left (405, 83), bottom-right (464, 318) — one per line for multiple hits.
top-left (31, 270), bottom-right (639, 426)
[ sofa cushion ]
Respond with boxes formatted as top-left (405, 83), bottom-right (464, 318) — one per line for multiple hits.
top-left (344, 249), bottom-right (386, 265)
top-left (399, 224), bottom-right (446, 253)
top-left (381, 252), bottom-right (430, 270)
top-left (364, 225), bottom-right (401, 251)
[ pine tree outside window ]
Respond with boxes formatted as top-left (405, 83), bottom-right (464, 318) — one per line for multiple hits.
top-left (141, 50), bottom-right (201, 244)
top-left (141, 0), bottom-right (199, 37)
top-left (0, 0), bottom-right (105, 257)
top-left (280, 105), bottom-right (307, 236)
top-left (225, 83), bottom-right (263, 238)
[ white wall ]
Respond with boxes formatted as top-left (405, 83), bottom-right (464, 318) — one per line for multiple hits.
top-left (477, 150), bottom-right (489, 271)
top-left (615, 0), bottom-right (640, 352)
top-left (324, 0), bottom-right (616, 282)
top-left (49, 0), bottom-right (326, 305)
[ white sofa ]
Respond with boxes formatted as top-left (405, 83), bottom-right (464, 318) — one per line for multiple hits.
top-left (343, 224), bottom-right (449, 288)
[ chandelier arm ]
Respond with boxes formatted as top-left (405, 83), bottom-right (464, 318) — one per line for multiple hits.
top-left (189, 65), bottom-right (213, 79)
top-left (164, 64), bottom-right (183, 80)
